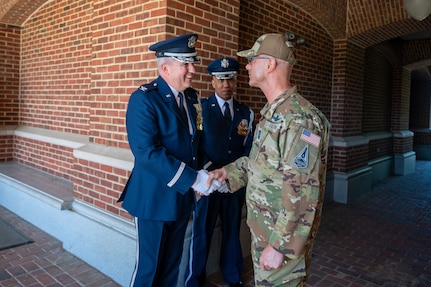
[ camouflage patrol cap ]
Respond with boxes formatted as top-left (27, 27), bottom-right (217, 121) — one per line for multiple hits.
top-left (237, 33), bottom-right (296, 63)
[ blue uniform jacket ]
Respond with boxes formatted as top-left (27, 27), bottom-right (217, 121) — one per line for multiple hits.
top-left (120, 76), bottom-right (202, 221)
top-left (200, 95), bottom-right (254, 170)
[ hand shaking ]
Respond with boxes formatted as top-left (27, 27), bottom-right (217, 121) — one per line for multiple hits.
top-left (192, 169), bottom-right (231, 196)
top-left (192, 169), bottom-right (222, 196)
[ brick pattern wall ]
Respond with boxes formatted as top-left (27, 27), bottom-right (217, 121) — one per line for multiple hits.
top-left (90, 0), bottom-right (241, 148)
top-left (403, 40), bottom-right (431, 68)
top-left (410, 81), bottom-right (431, 129)
top-left (288, 0), bottom-right (347, 39)
top-left (393, 136), bottom-right (413, 154)
top-left (13, 0), bottom-right (242, 216)
top-left (345, 42), bottom-right (366, 136)
top-left (333, 144), bottom-right (369, 172)
top-left (362, 47), bottom-right (393, 133)
top-left (0, 0), bottom-right (47, 26)
top-left (391, 67), bottom-right (411, 132)
top-left (0, 0), bottom-right (430, 216)
top-left (347, 0), bottom-right (410, 39)
top-left (73, 158), bottom-right (131, 218)
top-left (0, 23), bottom-right (20, 162)
top-left (391, 67), bottom-right (413, 155)
top-left (14, 136), bottom-right (75, 179)
top-left (0, 135), bottom-right (14, 161)
top-left (236, 0), bottom-right (333, 120)
top-left (347, 0), bottom-right (431, 49)
top-left (414, 132), bottom-right (431, 145)
top-left (331, 40), bottom-right (365, 138)
top-left (410, 81), bottom-right (431, 146)
top-left (20, 1), bottom-right (92, 136)
top-left (368, 138), bottom-right (393, 161)
top-left (330, 39), bottom-right (369, 172)
top-left (0, 24), bottom-right (20, 125)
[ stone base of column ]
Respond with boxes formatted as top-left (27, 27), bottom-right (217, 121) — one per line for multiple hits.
top-left (394, 151), bottom-right (416, 175)
top-left (326, 166), bottom-right (372, 204)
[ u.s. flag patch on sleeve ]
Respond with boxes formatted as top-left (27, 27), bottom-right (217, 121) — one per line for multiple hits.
top-left (300, 129), bottom-right (321, 147)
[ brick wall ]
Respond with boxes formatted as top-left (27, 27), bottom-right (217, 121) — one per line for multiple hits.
top-left (368, 138), bottom-right (393, 161)
top-left (0, 24), bottom-right (20, 126)
top-left (236, 0), bottom-right (333, 120)
top-left (414, 132), bottom-right (431, 145)
top-left (391, 67), bottom-right (411, 132)
top-left (20, 1), bottom-right (92, 136)
top-left (15, 0), bottom-right (242, 217)
top-left (362, 47), bottom-right (393, 133)
top-left (332, 144), bottom-right (369, 172)
top-left (74, 158), bottom-right (130, 218)
top-left (0, 135), bottom-right (14, 161)
top-left (90, 0), bottom-right (241, 147)
top-left (410, 81), bottom-right (431, 129)
top-left (411, 81), bottom-right (431, 146)
top-left (0, 24), bottom-right (20, 162)
top-left (1, 0), bottom-right (430, 216)
top-left (14, 136), bottom-right (75, 178)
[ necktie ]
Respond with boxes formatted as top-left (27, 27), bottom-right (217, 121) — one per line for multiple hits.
top-left (224, 102), bottom-right (231, 122)
top-left (178, 92), bottom-right (188, 122)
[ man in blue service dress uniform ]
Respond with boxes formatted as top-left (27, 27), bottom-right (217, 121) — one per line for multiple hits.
top-left (118, 34), bottom-right (217, 287)
top-left (184, 57), bottom-right (254, 287)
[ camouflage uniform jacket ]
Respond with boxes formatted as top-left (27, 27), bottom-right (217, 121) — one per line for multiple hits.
top-left (225, 86), bottom-right (330, 279)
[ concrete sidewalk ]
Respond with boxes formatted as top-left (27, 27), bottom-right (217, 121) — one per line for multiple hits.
top-left (1, 160), bottom-right (431, 286)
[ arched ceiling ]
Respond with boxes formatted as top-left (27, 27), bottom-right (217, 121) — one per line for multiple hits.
top-left (1, 0), bottom-right (430, 78)
top-left (283, 0), bottom-right (347, 39)
top-left (0, 0), bottom-right (47, 27)
top-left (286, 0), bottom-right (431, 80)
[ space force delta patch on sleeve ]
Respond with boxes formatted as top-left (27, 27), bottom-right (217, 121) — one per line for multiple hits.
top-left (290, 128), bottom-right (320, 170)
top-left (293, 145), bottom-right (309, 169)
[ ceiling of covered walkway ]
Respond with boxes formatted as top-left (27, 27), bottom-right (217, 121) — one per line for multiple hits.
top-left (1, 0), bottom-right (430, 80)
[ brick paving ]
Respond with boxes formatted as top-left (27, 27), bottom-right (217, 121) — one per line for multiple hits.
top-left (1, 160), bottom-right (431, 287)
top-left (206, 160), bottom-right (431, 287)
top-left (0, 206), bottom-right (120, 287)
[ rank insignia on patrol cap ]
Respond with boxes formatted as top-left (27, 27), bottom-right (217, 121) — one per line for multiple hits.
top-left (149, 33), bottom-right (200, 63)
top-left (237, 33), bottom-right (296, 63)
top-left (207, 57), bottom-right (239, 79)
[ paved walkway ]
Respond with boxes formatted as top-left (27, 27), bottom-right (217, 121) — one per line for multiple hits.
top-left (207, 160), bottom-right (431, 286)
top-left (1, 161), bottom-right (431, 286)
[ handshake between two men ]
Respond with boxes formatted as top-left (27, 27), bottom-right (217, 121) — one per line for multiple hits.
top-left (191, 168), bottom-right (230, 196)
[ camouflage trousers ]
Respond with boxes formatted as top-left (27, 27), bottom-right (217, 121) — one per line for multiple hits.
top-left (254, 274), bottom-right (306, 287)
top-left (251, 241), bottom-right (307, 287)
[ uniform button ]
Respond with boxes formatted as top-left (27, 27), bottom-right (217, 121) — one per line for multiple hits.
top-left (193, 157), bottom-right (196, 160)
top-left (228, 150), bottom-right (232, 154)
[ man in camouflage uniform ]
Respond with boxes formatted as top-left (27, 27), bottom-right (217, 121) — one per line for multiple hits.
top-left (208, 33), bottom-right (330, 287)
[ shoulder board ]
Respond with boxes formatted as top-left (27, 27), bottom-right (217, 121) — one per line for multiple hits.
top-left (139, 82), bottom-right (158, 92)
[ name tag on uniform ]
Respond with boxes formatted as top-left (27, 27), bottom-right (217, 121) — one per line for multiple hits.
top-left (264, 121), bottom-right (278, 131)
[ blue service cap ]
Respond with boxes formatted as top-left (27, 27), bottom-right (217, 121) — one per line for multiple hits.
top-left (207, 57), bottom-right (239, 79)
top-left (149, 33), bottom-right (200, 63)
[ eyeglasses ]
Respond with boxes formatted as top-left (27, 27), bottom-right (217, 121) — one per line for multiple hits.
top-left (247, 56), bottom-right (270, 64)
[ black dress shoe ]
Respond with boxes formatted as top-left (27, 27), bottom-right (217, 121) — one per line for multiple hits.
top-left (229, 282), bottom-right (243, 287)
